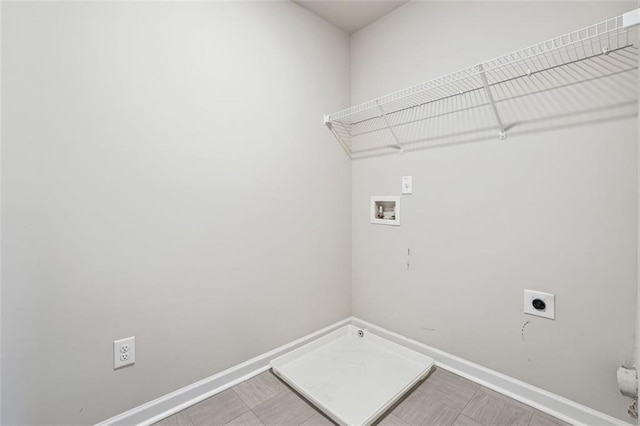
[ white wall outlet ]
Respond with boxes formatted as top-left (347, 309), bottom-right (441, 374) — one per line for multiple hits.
top-left (402, 176), bottom-right (412, 194)
top-left (523, 290), bottom-right (555, 319)
top-left (114, 336), bottom-right (135, 369)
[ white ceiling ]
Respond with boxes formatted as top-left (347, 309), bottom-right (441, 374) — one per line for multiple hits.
top-left (293, 0), bottom-right (408, 34)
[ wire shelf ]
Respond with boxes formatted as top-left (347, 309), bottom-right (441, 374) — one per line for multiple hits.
top-left (325, 9), bottom-right (640, 159)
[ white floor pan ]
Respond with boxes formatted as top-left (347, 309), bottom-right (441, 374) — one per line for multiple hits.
top-left (270, 325), bottom-right (434, 426)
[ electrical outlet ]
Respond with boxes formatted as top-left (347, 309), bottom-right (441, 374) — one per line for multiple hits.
top-left (523, 290), bottom-right (555, 319)
top-left (402, 176), bottom-right (413, 194)
top-left (114, 336), bottom-right (135, 369)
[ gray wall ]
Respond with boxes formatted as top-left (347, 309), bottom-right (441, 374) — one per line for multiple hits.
top-left (3, 1), bottom-right (639, 424)
top-left (350, 2), bottom-right (638, 420)
top-left (1, 2), bottom-right (351, 424)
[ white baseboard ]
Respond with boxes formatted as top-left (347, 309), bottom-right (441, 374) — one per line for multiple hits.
top-left (96, 318), bottom-right (351, 426)
top-left (98, 316), bottom-right (634, 426)
top-left (350, 317), bottom-right (634, 426)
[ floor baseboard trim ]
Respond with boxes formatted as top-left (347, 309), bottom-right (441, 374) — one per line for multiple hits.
top-left (350, 317), bottom-right (633, 426)
top-left (96, 317), bottom-right (352, 426)
top-left (98, 316), bottom-right (633, 426)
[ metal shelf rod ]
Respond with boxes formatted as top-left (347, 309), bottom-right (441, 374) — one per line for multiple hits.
top-left (376, 102), bottom-right (404, 153)
top-left (478, 64), bottom-right (507, 139)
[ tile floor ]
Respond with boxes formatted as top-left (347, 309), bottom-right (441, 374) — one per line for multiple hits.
top-left (154, 367), bottom-right (571, 426)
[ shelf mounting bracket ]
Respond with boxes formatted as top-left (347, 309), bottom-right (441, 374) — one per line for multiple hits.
top-left (323, 115), bottom-right (352, 158)
top-left (377, 101), bottom-right (404, 154)
top-left (478, 64), bottom-right (507, 140)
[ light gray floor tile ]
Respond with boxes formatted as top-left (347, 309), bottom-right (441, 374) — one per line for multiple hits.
top-left (462, 387), bottom-right (534, 426)
top-left (224, 411), bottom-right (264, 425)
top-left (253, 390), bottom-right (317, 426)
top-left (376, 413), bottom-right (410, 425)
top-left (452, 414), bottom-right (484, 426)
top-left (158, 371), bottom-right (569, 426)
top-left (418, 368), bottom-right (480, 410)
top-left (154, 411), bottom-right (194, 426)
top-left (233, 371), bottom-right (287, 409)
top-left (392, 386), bottom-right (461, 426)
top-left (529, 410), bottom-right (572, 426)
top-left (187, 389), bottom-right (250, 426)
top-left (299, 412), bottom-right (336, 425)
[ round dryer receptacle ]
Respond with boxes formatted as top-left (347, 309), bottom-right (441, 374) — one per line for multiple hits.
top-left (532, 298), bottom-right (546, 311)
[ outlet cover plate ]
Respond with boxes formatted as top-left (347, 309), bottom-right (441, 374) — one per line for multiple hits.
top-left (402, 176), bottom-right (413, 194)
top-left (114, 336), bottom-right (136, 369)
top-left (524, 290), bottom-right (555, 319)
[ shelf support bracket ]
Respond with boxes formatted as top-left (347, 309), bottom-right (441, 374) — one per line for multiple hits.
top-left (478, 64), bottom-right (507, 140)
top-left (324, 115), bottom-right (352, 158)
top-left (376, 101), bottom-right (404, 154)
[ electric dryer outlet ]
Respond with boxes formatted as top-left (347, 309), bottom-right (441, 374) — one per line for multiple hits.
top-left (523, 290), bottom-right (555, 320)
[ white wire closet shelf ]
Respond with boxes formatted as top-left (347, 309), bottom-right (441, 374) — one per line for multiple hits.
top-left (325, 9), bottom-right (640, 159)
